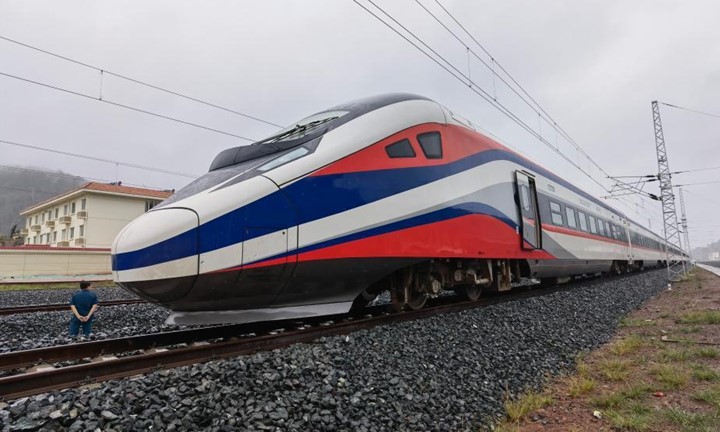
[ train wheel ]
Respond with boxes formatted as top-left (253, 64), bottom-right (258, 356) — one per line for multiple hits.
top-left (455, 285), bottom-right (481, 301)
top-left (391, 267), bottom-right (427, 311)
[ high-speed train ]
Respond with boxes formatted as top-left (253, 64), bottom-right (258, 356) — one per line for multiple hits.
top-left (112, 94), bottom-right (687, 325)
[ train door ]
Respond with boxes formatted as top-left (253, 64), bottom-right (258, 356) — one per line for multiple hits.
top-left (515, 171), bottom-right (542, 250)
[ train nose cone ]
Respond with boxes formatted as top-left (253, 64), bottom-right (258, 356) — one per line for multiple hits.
top-left (112, 208), bottom-right (200, 304)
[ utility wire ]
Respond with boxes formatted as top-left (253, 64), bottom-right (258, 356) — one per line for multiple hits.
top-left (660, 102), bottom-right (720, 119)
top-left (418, 0), bottom-right (610, 180)
top-left (0, 71), bottom-right (256, 142)
top-left (676, 179), bottom-right (720, 187)
top-left (352, 0), bottom-right (609, 193)
top-left (0, 164), bottom-right (168, 190)
top-left (0, 138), bottom-right (201, 179)
top-left (426, 0), bottom-right (665, 226)
top-left (0, 186), bottom-right (57, 195)
top-left (0, 35), bottom-right (283, 129)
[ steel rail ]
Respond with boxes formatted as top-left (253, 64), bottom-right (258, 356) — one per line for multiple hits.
top-left (0, 299), bottom-right (145, 315)
top-left (0, 269), bottom-right (662, 401)
top-left (0, 300), bottom-right (483, 400)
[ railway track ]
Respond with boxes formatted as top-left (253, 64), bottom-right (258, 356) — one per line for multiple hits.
top-left (0, 270), bottom-right (660, 401)
top-left (0, 299), bottom-right (146, 315)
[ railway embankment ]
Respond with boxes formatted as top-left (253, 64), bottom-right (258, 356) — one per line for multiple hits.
top-left (0, 270), bottom-right (670, 431)
top-left (496, 268), bottom-right (720, 431)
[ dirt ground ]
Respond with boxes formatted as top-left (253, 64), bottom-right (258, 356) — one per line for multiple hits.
top-left (496, 268), bottom-right (720, 432)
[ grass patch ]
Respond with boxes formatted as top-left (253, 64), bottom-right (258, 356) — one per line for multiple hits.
top-left (659, 348), bottom-right (691, 362)
top-left (664, 407), bottom-right (719, 432)
top-left (568, 376), bottom-right (596, 398)
top-left (678, 311), bottom-right (720, 325)
top-left (679, 325), bottom-right (702, 334)
top-left (652, 364), bottom-right (690, 390)
top-left (694, 347), bottom-right (720, 359)
top-left (592, 383), bottom-right (650, 409)
top-left (606, 402), bottom-right (655, 431)
top-left (693, 385), bottom-right (720, 409)
top-left (504, 391), bottom-right (552, 422)
top-left (599, 358), bottom-right (631, 381)
top-left (691, 364), bottom-right (720, 382)
top-left (609, 335), bottom-right (644, 356)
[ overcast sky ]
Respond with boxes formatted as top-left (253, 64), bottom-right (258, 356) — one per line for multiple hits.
top-left (1, 0), bottom-right (719, 249)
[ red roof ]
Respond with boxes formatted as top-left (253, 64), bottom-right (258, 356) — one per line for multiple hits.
top-left (21, 182), bottom-right (174, 213)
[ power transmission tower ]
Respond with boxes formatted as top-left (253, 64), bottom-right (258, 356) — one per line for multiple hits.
top-left (652, 101), bottom-right (685, 282)
top-left (678, 187), bottom-right (693, 267)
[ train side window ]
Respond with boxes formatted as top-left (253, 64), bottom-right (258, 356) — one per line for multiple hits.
top-left (598, 220), bottom-right (607, 237)
top-left (549, 201), bottom-right (563, 226)
top-left (588, 216), bottom-right (598, 234)
top-left (578, 211), bottom-right (588, 232)
top-left (519, 185), bottom-right (531, 211)
top-left (385, 139), bottom-right (416, 158)
top-left (417, 132), bottom-right (443, 159)
top-left (565, 207), bottom-right (577, 229)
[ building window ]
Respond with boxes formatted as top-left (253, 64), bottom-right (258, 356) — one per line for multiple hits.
top-left (145, 200), bottom-right (160, 212)
top-left (34, 215), bottom-right (38, 225)
top-left (53, 232), bottom-right (57, 242)
top-left (71, 202), bottom-right (76, 214)
top-left (33, 236), bottom-right (37, 244)
top-left (63, 205), bottom-right (68, 216)
top-left (79, 225), bottom-right (84, 237)
top-left (385, 139), bottom-right (416, 158)
top-left (549, 201), bottom-right (564, 226)
top-left (61, 229), bottom-right (67, 241)
top-left (565, 207), bottom-right (577, 229)
top-left (70, 227), bottom-right (74, 239)
top-left (417, 132), bottom-right (443, 159)
top-left (54, 208), bottom-right (59, 219)
top-left (81, 198), bottom-right (86, 210)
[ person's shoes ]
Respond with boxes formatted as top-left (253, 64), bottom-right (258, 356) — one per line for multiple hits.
top-left (78, 336), bottom-right (86, 342)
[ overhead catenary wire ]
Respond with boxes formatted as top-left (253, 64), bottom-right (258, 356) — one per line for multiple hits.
top-left (351, 0), bottom-right (610, 194)
top-left (425, 0), bottom-right (670, 229)
top-left (416, 0), bottom-right (611, 180)
top-left (0, 71), bottom-right (257, 142)
top-left (0, 138), bottom-right (201, 179)
top-left (0, 35), bottom-right (283, 129)
top-left (0, 164), bottom-right (169, 190)
top-left (660, 102), bottom-right (720, 120)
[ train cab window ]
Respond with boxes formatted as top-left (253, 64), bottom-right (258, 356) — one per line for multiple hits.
top-left (578, 211), bottom-right (588, 232)
top-left (417, 132), bottom-right (443, 159)
top-left (549, 201), bottom-right (563, 226)
top-left (385, 139), bottom-right (416, 158)
top-left (566, 207), bottom-right (577, 229)
top-left (588, 216), bottom-right (598, 234)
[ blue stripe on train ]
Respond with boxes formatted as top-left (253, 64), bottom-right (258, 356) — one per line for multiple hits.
top-left (113, 147), bottom-right (612, 271)
top-left (237, 201), bottom-right (517, 267)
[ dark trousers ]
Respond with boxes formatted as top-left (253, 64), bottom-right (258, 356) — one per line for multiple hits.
top-left (69, 316), bottom-right (94, 336)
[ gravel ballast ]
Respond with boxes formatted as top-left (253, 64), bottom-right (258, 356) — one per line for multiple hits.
top-left (0, 270), bottom-right (668, 431)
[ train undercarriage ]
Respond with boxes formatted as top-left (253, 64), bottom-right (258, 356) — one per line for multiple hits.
top-left (357, 258), bottom-right (666, 312)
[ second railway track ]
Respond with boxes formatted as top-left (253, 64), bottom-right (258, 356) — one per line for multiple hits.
top-left (0, 299), bottom-right (146, 315)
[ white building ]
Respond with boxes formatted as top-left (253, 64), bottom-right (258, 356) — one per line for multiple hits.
top-left (20, 182), bottom-right (173, 248)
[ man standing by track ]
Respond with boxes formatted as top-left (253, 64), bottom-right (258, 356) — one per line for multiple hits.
top-left (69, 281), bottom-right (99, 339)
